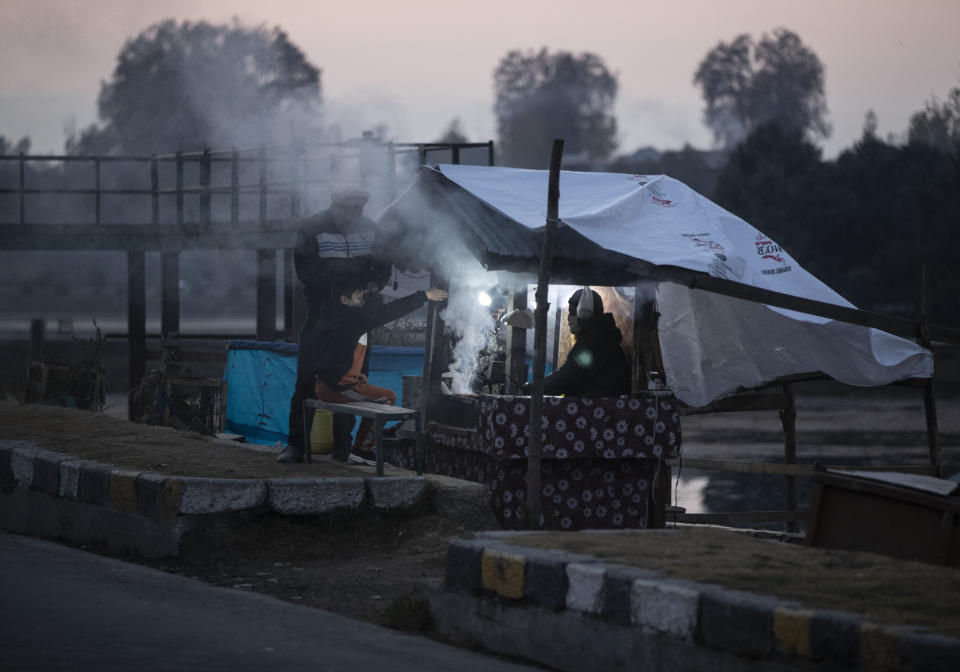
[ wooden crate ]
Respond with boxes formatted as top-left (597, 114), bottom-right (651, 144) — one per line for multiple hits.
top-left (807, 469), bottom-right (960, 567)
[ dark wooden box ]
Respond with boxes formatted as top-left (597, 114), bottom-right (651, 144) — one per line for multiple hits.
top-left (807, 469), bottom-right (960, 567)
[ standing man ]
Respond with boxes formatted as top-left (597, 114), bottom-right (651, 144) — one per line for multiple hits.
top-left (278, 187), bottom-right (392, 464)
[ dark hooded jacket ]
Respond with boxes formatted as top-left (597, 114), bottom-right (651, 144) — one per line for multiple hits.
top-left (312, 290), bottom-right (427, 390)
top-left (540, 312), bottom-right (630, 396)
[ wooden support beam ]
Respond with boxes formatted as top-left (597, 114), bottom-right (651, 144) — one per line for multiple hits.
top-left (127, 250), bottom-right (146, 419)
top-left (526, 138), bottom-right (564, 529)
top-left (665, 457), bottom-right (938, 477)
top-left (504, 290), bottom-right (528, 394)
top-left (631, 290), bottom-right (659, 392)
top-left (649, 462), bottom-right (671, 529)
top-left (680, 393), bottom-right (789, 415)
top-left (675, 509), bottom-right (809, 526)
top-left (552, 305), bottom-right (561, 370)
top-left (421, 274), bottom-right (450, 428)
top-left (161, 251), bottom-right (180, 337)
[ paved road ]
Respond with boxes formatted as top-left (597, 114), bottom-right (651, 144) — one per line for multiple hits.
top-left (0, 531), bottom-right (537, 672)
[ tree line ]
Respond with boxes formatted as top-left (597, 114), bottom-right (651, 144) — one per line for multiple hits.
top-left (1, 19), bottom-right (958, 326)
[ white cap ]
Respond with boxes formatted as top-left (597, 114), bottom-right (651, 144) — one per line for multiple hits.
top-left (331, 186), bottom-right (370, 203)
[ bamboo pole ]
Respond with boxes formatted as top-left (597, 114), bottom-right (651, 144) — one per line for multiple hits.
top-left (525, 138), bottom-right (564, 529)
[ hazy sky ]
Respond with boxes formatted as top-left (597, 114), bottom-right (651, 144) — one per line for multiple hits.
top-left (1, 0), bottom-right (958, 158)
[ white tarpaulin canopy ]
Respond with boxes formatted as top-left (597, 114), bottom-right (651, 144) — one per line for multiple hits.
top-left (435, 164), bottom-right (932, 407)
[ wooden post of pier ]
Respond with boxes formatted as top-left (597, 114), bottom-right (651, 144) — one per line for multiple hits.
top-left (255, 145), bottom-right (276, 340)
top-left (127, 250), bottom-right (146, 419)
top-left (256, 250), bottom-right (277, 340)
top-left (780, 383), bottom-right (798, 533)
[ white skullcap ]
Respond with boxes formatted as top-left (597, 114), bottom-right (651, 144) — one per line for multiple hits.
top-left (331, 186), bottom-right (370, 203)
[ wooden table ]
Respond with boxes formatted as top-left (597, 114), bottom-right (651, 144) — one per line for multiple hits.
top-left (302, 399), bottom-right (423, 477)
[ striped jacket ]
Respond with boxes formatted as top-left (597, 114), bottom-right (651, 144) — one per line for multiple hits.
top-left (293, 207), bottom-right (392, 311)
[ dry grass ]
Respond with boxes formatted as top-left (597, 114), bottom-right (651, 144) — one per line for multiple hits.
top-left (0, 401), bottom-right (404, 478)
top-left (509, 526), bottom-right (960, 638)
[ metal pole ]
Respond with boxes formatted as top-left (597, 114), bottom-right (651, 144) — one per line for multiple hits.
top-left (452, 146), bottom-right (461, 165)
top-left (780, 383), bottom-right (798, 533)
top-left (487, 141), bottom-right (495, 167)
top-left (526, 138), bottom-right (564, 529)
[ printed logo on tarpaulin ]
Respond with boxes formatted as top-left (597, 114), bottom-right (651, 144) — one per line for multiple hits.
top-left (756, 233), bottom-right (794, 276)
top-left (755, 232), bottom-right (785, 262)
top-left (682, 233), bottom-right (727, 260)
top-left (647, 181), bottom-right (677, 207)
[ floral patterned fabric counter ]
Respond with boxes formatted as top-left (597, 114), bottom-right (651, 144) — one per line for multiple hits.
top-left (477, 393), bottom-right (679, 460)
top-left (384, 393), bottom-right (681, 531)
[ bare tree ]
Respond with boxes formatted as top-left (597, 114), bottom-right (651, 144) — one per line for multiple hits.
top-left (908, 86), bottom-right (960, 151)
top-left (69, 19), bottom-right (321, 155)
top-left (494, 48), bottom-right (617, 168)
top-left (694, 28), bottom-right (830, 147)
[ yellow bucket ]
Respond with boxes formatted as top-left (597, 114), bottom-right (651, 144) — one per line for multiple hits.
top-left (310, 409), bottom-right (334, 454)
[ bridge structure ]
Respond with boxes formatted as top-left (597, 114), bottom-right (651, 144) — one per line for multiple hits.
top-left (0, 134), bottom-right (494, 411)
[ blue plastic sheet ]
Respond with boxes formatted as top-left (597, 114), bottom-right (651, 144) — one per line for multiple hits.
top-left (223, 342), bottom-right (298, 445)
top-left (222, 342), bottom-right (425, 445)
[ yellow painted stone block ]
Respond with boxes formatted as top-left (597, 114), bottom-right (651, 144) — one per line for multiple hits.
top-left (481, 549), bottom-right (526, 599)
top-left (774, 607), bottom-right (811, 658)
top-left (109, 470), bottom-right (139, 513)
top-left (861, 623), bottom-right (899, 672)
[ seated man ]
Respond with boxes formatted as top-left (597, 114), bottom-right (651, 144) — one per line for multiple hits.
top-left (277, 282), bottom-right (447, 462)
top-left (526, 287), bottom-right (630, 397)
